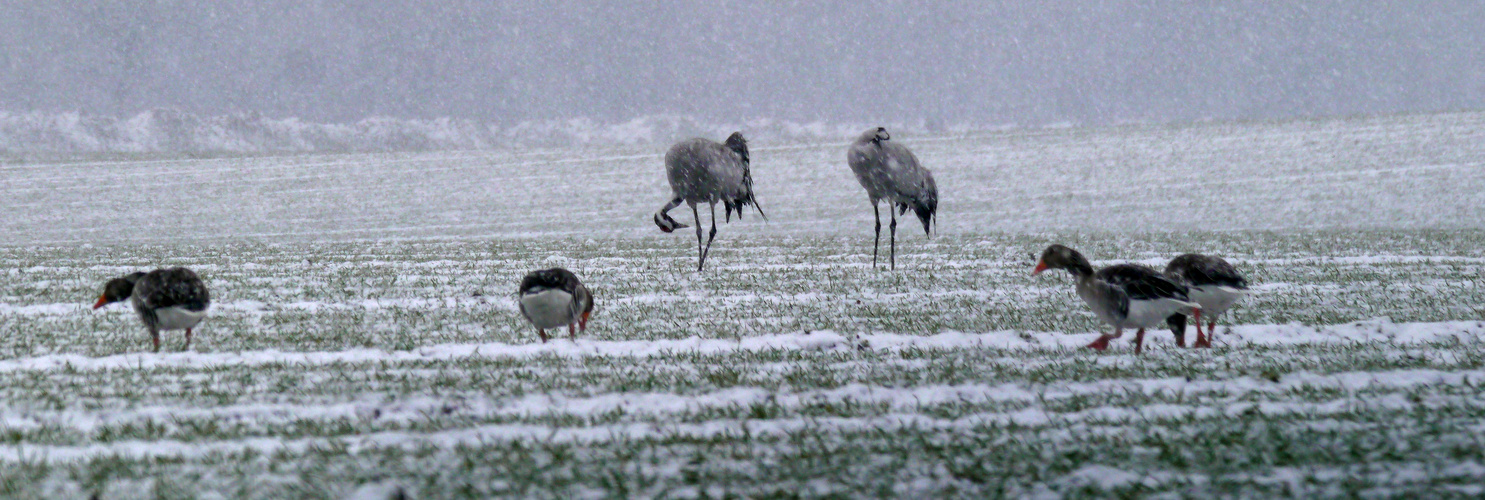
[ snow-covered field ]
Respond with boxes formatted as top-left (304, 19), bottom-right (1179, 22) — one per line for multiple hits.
top-left (2, 113), bottom-right (1484, 498)
top-left (5, 112), bottom-right (1484, 245)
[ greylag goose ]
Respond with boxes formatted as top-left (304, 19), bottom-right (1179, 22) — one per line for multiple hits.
top-left (652, 132), bottom-right (765, 271)
top-left (1164, 253), bottom-right (1250, 348)
top-left (518, 268), bottom-right (593, 343)
top-left (847, 127), bottom-right (938, 270)
top-left (1033, 245), bottom-right (1200, 354)
top-left (93, 267), bottom-right (211, 352)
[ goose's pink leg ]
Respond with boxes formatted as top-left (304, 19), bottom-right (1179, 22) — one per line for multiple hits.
top-left (1087, 327), bottom-right (1123, 351)
top-left (1193, 309), bottom-right (1211, 348)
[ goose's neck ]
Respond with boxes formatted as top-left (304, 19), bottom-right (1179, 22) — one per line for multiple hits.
top-left (1066, 261), bottom-right (1095, 280)
top-left (1070, 270), bottom-right (1097, 292)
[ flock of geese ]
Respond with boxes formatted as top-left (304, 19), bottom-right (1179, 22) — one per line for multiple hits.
top-left (91, 127), bottom-right (1248, 354)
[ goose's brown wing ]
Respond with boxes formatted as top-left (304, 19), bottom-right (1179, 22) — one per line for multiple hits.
top-left (136, 267), bottom-right (210, 312)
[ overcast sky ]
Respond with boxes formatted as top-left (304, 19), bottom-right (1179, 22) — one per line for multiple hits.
top-left (2, 1), bottom-right (1482, 126)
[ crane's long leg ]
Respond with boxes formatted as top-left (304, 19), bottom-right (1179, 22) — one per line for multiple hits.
top-left (150, 327), bottom-right (160, 353)
top-left (872, 202), bottom-right (882, 268)
top-left (692, 204), bottom-right (705, 271)
top-left (184, 328), bottom-right (193, 350)
top-left (889, 208), bottom-right (898, 270)
top-left (699, 203), bottom-right (718, 271)
top-left (1134, 328), bottom-right (1147, 355)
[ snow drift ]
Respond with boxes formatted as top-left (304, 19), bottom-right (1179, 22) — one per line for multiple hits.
top-left (0, 109), bottom-right (947, 154)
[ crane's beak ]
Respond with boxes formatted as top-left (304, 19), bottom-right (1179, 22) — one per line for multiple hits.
top-left (93, 295), bottom-right (109, 309)
top-left (1032, 260), bottom-right (1049, 276)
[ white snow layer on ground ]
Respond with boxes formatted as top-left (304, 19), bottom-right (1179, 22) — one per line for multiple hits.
top-left (0, 318), bottom-right (1480, 463)
top-left (3, 113), bottom-right (1484, 496)
top-left (0, 318), bottom-right (1478, 375)
top-left (4, 111), bottom-right (1485, 245)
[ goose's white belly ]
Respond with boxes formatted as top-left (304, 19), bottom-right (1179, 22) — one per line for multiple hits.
top-left (520, 289), bottom-right (576, 329)
top-left (154, 306), bottom-right (207, 331)
top-left (1122, 298), bottom-right (1198, 329)
top-left (1189, 286), bottom-right (1245, 317)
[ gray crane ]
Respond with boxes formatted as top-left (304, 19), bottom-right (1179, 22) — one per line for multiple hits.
top-left (653, 132), bottom-right (765, 271)
top-left (847, 127), bottom-right (938, 269)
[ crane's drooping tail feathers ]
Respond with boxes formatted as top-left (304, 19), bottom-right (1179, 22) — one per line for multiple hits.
top-left (724, 132), bottom-right (766, 222)
top-left (899, 197), bottom-right (936, 236)
top-left (735, 174), bottom-right (767, 221)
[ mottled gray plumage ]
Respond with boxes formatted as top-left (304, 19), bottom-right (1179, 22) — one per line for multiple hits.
top-left (1164, 254), bottom-right (1248, 290)
top-left (517, 267), bottom-right (594, 343)
top-left (1034, 245), bottom-right (1199, 354)
top-left (94, 267), bottom-right (211, 352)
top-left (847, 127), bottom-right (938, 269)
top-left (1164, 253), bottom-right (1250, 348)
top-left (653, 132), bottom-right (765, 271)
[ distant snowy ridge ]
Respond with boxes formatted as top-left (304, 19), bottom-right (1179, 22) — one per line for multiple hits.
top-left (0, 109), bottom-right (958, 153)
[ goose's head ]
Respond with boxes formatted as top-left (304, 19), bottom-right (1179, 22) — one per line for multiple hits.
top-left (94, 272), bottom-right (145, 309)
top-left (1033, 244), bottom-right (1092, 277)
